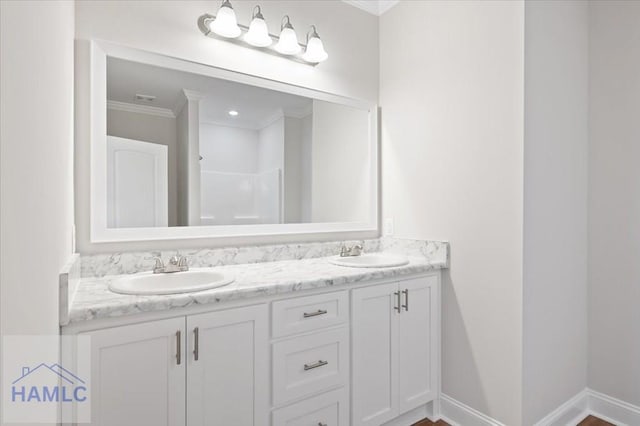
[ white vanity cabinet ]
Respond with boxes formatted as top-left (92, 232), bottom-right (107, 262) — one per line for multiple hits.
top-left (82, 317), bottom-right (187, 426)
top-left (68, 272), bottom-right (440, 426)
top-left (351, 276), bottom-right (440, 426)
top-left (78, 305), bottom-right (268, 426)
top-left (186, 305), bottom-right (268, 426)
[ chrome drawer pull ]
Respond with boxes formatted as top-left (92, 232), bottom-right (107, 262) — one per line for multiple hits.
top-left (303, 309), bottom-right (328, 318)
top-left (394, 291), bottom-right (401, 313)
top-left (304, 360), bottom-right (328, 371)
top-left (318, 423), bottom-right (327, 426)
top-left (176, 331), bottom-right (181, 365)
top-left (402, 289), bottom-right (409, 311)
top-left (193, 327), bottom-right (199, 361)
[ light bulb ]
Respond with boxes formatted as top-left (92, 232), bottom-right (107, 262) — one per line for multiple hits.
top-left (303, 26), bottom-right (328, 63)
top-left (275, 15), bottom-right (301, 55)
top-left (244, 6), bottom-right (272, 47)
top-left (210, 0), bottom-right (241, 39)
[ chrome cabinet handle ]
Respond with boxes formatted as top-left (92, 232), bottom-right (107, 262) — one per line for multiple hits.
top-left (303, 309), bottom-right (328, 318)
top-left (193, 327), bottom-right (199, 361)
top-left (318, 423), bottom-right (327, 426)
top-left (176, 331), bottom-right (181, 365)
top-left (304, 360), bottom-right (328, 371)
top-left (394, 291), bottom-right (401, 313)
top-left (402, 289), bottom-right (409, 311)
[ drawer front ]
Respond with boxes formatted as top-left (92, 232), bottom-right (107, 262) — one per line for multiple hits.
top-left (272, 291), bottom-right (348, 338)
top-left (272, 388), bottom-right (348, 426)
top-left (272, 327), bottom-right (349, 406)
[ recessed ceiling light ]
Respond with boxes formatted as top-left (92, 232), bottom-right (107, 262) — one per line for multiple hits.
top-left (228, 110), bottom-right (239, 116)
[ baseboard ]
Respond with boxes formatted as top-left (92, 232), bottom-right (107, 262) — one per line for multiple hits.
top-left (533, 390), bottom-right (589, 426)
top-left (440, 394), bottom-right (507, 426)
top-left (532, 388), bottom-right (640, 426)
top-left (439, 389), bottom-right (640, 426)
top-left (586, 389), bottom-right (640, 426)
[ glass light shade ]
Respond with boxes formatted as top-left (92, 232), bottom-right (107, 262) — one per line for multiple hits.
top-left (244, 17), bottom-right (272, 47)
top-left (303, 36), bottom-right (328, 63)
top-left (275, 27), bottom-right (301, 55)
top-left (210, 3), bottom-right (241, 38)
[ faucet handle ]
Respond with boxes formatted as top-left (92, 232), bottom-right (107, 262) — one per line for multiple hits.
top-left (177, 256), bottom-right (188, 268)
top-left (153, 257), bottom-right (164, 273)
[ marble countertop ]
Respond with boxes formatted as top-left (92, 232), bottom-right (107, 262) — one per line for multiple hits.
top-left (66, 250), bottom-right (447, 325)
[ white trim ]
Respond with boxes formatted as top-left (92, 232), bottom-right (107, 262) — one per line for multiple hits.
top-left (382, 389), bottom-right (640, 426)
top-left (107, 100), bottom-right (176, 118)
top-left (530, 388), bottom-right (640, 426)
top-left (342, 0), bottom-right (400, 16)
top-left (586, 389), bottom-right (640, 426)
top-left (533, 389), bottom-right (588, 426)
top-left (90, 40), bottom-right (379, 243)
top-left (257, 108), bottom-right (285, 130)
top-left (440, 394), bottom-right (507, 426)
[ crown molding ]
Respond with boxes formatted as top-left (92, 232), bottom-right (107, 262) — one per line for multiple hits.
top-left (107, 100), bottom-right (175, 118)
top-left (342, 0), bottom-right (400, 16)
top-left (173, 89), bottom-right (206, 116)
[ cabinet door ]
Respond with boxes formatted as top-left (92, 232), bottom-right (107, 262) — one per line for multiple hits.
top-left (398, 276), bottom-right (439, 413)
top-left (351, 282), bottom-right (399, 426)
top-left (186, 304), bottom-right (268, 426)
top-left (85, 317), bottom-right (186, 426)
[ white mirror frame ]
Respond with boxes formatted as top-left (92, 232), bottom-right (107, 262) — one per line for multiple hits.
top-left (90, 41), bottom-right (379, 243)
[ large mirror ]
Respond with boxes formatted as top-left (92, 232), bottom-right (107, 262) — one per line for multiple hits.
top-left (91, 42), bottom-right (377, 242)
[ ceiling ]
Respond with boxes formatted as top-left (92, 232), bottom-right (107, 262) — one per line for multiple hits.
top-left (107, 57), bottom-right (312, 129)
top-left (341, 0), bottom-right (400, 16)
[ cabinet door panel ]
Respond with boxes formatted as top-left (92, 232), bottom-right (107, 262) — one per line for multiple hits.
top-left (85, 317), bottom-right (186, 426)
top-left (351, 282), bottom-right (399, 426)
top-left (186, 304), bottom-right (268, 426)
top-left (398, 276), bottom-right (438, 413)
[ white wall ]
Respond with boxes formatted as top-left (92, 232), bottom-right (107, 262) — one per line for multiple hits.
top-left (74, 0), bottom-right (379, 253)
top-left (522, 2), bottom-right (589, 424)
top-left (107, 108), bottom-right (178, 226)
top-left (199, 123), bottom-right (259, 173)
top-left (0, 0), bottom-right (75, 421)
top-left (588, 0), bottom-right (640, 408)
top-left (258, 118), bottom-right (285, 174)
top-left (283, 116), bottom-right (305, 223)
top-left (311, 100), bottom-right (370, 223)
top-left (380, 2), bottom-right (525, 425)
top-left (300, 114), bottom-right (313, 223)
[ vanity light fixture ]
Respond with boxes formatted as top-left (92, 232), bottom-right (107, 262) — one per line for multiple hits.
top-left (302, 26), bottom-right (328, 63)
top-left (228, 110), bottom-right (239, 116)
top-left (197, 2), bottom-right (328, 65)
top-left (274, 16), bottom-right (301, 55)
top-left (209, 0), bottom-right (241, 38)
top-left (244, 6), bottom-right (272, 47)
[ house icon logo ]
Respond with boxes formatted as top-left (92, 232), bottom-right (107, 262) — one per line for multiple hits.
top-left (11, 363), bottom-right (88, 403)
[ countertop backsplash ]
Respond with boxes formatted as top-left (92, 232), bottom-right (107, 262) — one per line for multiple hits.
top-left (77, 237), bottom-right (449, 279)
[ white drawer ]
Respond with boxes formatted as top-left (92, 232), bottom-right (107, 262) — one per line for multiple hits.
top-left (272, 291), bottom-right (348, 338)
top-left (272, 327), bottom-right (349, 406)
top-left (272, 388), bottom-right (349, 426)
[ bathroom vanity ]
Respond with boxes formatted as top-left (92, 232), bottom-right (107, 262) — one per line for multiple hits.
top-left (61, 38), bottom-right (449, 426)
top-left (61, 239), bottom-right (447, 426)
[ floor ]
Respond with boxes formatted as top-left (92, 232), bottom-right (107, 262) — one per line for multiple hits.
top-left (412, 415), bottom-right (615, 426)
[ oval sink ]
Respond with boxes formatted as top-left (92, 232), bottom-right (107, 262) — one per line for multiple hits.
top-left (108, 269), bottom-right (234, 295)
top-left (329, 254), bottom-right (409, 268)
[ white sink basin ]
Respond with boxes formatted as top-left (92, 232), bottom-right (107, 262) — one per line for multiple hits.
top-left (108, 269), bottom-right (234, 295)
top-left (329, 254), bottom-right (409, 268)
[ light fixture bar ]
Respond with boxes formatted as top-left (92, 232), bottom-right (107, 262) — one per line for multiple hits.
top-left (197, 13), bottom-right (320, 66)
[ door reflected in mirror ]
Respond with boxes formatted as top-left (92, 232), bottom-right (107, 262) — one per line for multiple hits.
top-left (106, 57), bottom-right (372, 228)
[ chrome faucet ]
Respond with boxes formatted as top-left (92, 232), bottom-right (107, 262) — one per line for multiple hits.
top-left (340, 243), bottom-right (363, 257)
top-left (153, 255), bottom-right (189, 274)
